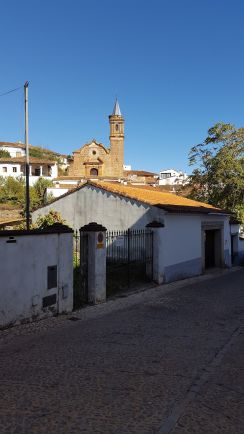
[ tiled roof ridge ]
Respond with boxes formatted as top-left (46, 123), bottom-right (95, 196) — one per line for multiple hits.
top-left (0, 156), bottom-right (56, 164)
top-left (0, 141), bottom-right (68, 157)
top-left (31, 180), bottom-right (230, 215)
top-left (88, 180), bottom-right (220, 210)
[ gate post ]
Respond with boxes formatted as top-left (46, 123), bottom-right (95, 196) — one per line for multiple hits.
top-left (80, 222), bottom-right (107, 304)
top-left (146, 221), bottom-right (165, 284)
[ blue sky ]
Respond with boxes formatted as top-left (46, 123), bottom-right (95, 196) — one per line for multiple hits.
top-left (0, 0), bottom-right (243, 173)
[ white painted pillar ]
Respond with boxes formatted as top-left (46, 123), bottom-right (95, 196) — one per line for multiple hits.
top-left (29, 165), bottom-right (32, 176)
top-left (146, 221), bottom-right (165, 284)
top-left (40, 166), bottom-right (43, 176)
top-left (80, 222), bottom-right (107, 304)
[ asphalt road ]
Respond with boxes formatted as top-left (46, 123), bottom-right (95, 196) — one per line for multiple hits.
top-left (0, 268), bottom-right (244, 434)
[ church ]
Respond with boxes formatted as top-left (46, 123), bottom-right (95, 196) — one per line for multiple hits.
top-left (68, 99), bottom-right (124, 178)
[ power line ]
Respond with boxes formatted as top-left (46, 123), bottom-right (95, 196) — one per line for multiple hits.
top-left (0, 85), bottom-right (22, 98)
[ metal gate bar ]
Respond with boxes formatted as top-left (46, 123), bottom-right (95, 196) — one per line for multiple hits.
top-left (106, 229), bottom-right (153, 296)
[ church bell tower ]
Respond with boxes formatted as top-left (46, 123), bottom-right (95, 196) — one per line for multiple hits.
top-left (109, 98), bottom-right (124, 178)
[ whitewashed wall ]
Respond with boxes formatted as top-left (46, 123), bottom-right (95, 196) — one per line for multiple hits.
top-left (0, 163), bottom-right (22, 177)
top-left (0, 146), bottom-right (25, 157)
top-left (47, 187), bottom-right (69, 198)
top-left (32, 185), bottom-right (165, 230)
top-left (0, 229), bottom-right (73, 329)
top-left (154, 213), bottom-right (231, 283)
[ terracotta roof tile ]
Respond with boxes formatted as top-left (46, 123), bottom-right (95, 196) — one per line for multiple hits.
top-left (90, 181), bottom-right (223, 211)
top-left (32, 180), bottom-right (231, 215)
top-left (0, 157), bottom-right (56, 164)
top-left (125, 170), bottom-right (158, 177)
top-left (0, 141), bottom-right (26, 149)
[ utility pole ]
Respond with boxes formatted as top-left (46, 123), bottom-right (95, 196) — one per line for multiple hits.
top-left (24, 81), bottom-right (30, 230)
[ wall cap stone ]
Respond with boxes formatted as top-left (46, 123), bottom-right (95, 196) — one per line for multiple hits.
top-left (80, 222), bottom-right (107, 232)
top-left (146, 220), bottom-right (165, 228)
top-left (0, 223), bottom-right (73, 237)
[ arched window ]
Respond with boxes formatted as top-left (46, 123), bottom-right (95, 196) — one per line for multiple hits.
top-left (90, 168), bottom-right (98, 176)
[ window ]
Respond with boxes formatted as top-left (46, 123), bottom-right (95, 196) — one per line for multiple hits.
top-left (47, 265), bottom-right (57, 289)
top-left (162, 173), bottom-right (171, 179)
top-left (115, 124), bottom-right (119, 131)
top-left (2, 167), bottom-right (7, 173)
top-left (13, 167), bottom-right (17, 173)
top-left (92, 150), bottom-right (96, 155)
top-left (90, 168), bottom-right (98, 176)
top-left (35, 168), bottom-right (41, 176)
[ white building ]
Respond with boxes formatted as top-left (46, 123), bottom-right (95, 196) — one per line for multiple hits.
top-left (159, 169), bottom-right (188, 186)
top-left (123, 164), bottom-right (132, 171)
top-left (0, 141), bottom-right (69, 173)
top-left (32, 180), bottom-right (235, 283)
top-left (0, 141), bottom-right (26, 157)
top-left (0, 156), bottom-right (58, 186)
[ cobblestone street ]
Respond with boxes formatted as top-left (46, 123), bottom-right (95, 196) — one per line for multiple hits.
top-left (0, 268), bottom-right (244, 434)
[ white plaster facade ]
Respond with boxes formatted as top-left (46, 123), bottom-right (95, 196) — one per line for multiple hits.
top-left (0, 161), bottom-right (58, 186)
top-left (0, 143), bottom-right (25, 157)
top-left (0, 229), bottom-right (73, 328)
top-left (47, 187), bottom-right (69, 198)
top-left (159, 169), bottom-right (188, 186)
top-left (123, 164), bottom-right (132, 171)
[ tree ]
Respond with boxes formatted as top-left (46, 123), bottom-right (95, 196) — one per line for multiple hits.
top-left (0, 150), bottom-right (11, 158)
top-left (0, 177), bottom-right (25, 205)
top-left (188, 123), bottom-right (244, 222)
top-left (34, 210), bottom-right (67, 229)
top-left (0, 176), bottom-right (40, 210)
top-left (33, 177), bottom-right (53, 202)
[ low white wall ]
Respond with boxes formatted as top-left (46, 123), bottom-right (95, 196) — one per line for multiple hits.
top-left (47, 187), bottom-right (69, 198)
top-left (0, 229), bottom-right (73, 328)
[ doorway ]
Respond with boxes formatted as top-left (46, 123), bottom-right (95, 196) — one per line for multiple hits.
top-left (204, 229), bottom-right (222, 269)
top-left (90, 168), bottom-right (98, 176)
top-left (205, 230), bottom-right (216, 268)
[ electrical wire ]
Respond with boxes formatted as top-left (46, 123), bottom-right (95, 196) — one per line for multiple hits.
top-left (0, 85), bottom-right (22, 98)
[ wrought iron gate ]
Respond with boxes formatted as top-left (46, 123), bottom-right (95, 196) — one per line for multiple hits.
top-left (106, 229), bottom-right (153, 296)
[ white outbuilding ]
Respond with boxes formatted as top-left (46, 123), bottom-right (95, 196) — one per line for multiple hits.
top-left (32, 181), bottom-right (235, 283)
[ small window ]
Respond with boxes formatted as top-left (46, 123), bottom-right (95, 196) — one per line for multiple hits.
top-left (47, 265), bottom-right (57, 289)
top-left (90, 168), bottom-right (98, 176)
top-left (92, 150), bottom-right (96, 155)
top-left (35, 167), bottom-right (41, 176)
top-left (2, 167), bottom-right (7, 173)
top-left (115, 124), bottom-right (119, 131)
top-left (13, 167), bottom-right (17, 173)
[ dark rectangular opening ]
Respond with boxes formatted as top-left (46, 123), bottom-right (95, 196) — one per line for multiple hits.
top-left (205, 230), bottom-right (216, 268)
top-left (47, 265), bottom-right (57, 289)
top-left (42, 294), bottom-right (57, 308)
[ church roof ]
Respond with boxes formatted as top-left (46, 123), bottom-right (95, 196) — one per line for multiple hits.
top-left (112, 98), bottom-right (122, 116)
